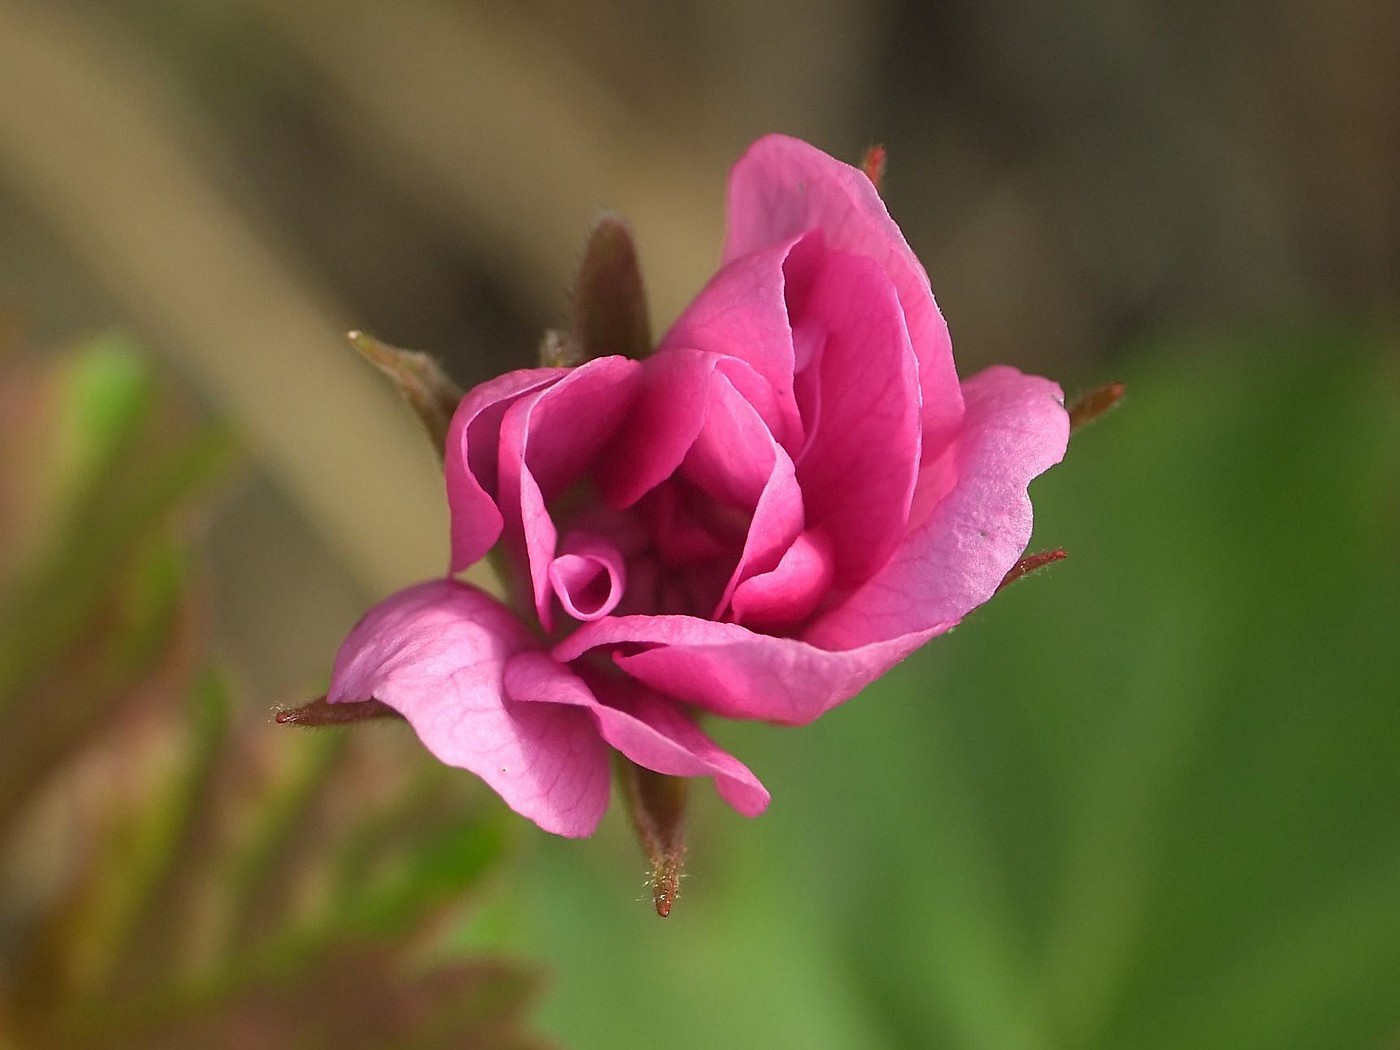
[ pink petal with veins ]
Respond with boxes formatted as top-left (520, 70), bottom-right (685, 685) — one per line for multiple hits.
top-left (503, 651), bottom-right (770, 816)
top-left (792, 249), bottom-right (921, 586)
top-left (725, 133), bottom-right (964, 458)
top-left (657, 234), bottom-right (813, 451)
top-left (328, 579), bottom-right (610, 837)
top-left (805, 366), bottom-right (1069, 649)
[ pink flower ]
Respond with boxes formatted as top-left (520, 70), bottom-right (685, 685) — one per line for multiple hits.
top-left (326, 135), bottom-right (1070, 837)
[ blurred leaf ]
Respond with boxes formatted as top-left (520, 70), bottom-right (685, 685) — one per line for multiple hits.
top-left (0, 414), bottom-right (230, 709)
top-left (0, 340), bottom-right (548, 1049)
top-left (0, 335), bottom-right (225, 832)
top-left (11, 673), bottom-right (543, 1050)
top-left (0, 334), bottom-right (230, 705)
top-left (327, 781), bottom-right (510, 940)
top-left (0, 335), bottom-right (150, 601)
top-left (66, 949), bottom-right (549, 1050)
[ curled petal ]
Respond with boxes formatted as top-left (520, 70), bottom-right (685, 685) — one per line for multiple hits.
top-left (328, 579), bottom-right (611, 837)
top-left (682, 368), bottom-right (787, 509)
top-left (446, 368), bottom-right (564, 573)
top-left (595, 347), bottom-right (788, 506)
top-left (504, 651), bottom-right (770, 816)
top-left (596, 350), bottom-right (807, 619)
top-left (549, 531), bottom-right (628, 621)
top-left (595, 347), bottom-right (717, 509)
top-left (805, 366), bottom-right (1070, 650)
top-left (494, 356), bottom-right (642, 628)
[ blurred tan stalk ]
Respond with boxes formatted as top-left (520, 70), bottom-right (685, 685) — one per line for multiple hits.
top-left (0, 2), bottom-right (471, 596)
top-left (250, 0), bottom-right (725, 330)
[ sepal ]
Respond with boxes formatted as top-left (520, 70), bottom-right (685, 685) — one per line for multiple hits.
top-left (349, 330), bottom-right (463, 457)
top-left (617, 757), bottom-right (688, 917)
top-left (569, 214), bottom-right (651, 362)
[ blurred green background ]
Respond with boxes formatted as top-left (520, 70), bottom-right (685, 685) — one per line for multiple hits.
top-left (0, 1), bottom-right (1396, 1048)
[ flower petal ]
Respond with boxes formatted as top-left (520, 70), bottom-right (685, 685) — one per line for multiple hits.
top-left (595, 347), bottom-right (714, 509)
top-left (682, 370), bottom-right (805, 618)
top-left (552, 615), bottom-right (940, 726)
top-left (658, 234), bottom-right (815, 451)
top-left (680, 368), bottom-right (783, 509)
top-left (596, 350), bottom-right (805, 620)
top-left (549, 530), bottom-right (627, 621)
top-left (730, 527), bottom-right (834, 631)
top-left (724, 134), bottom-right (964, 456)
top-left (504, 651), bottom-right (770, 816)
top-left (447, 368), bottom-right (564, 573)
top-left (328, 579), bottom-right (611, 837)
top-left (495, 356), bottom-right (642, 629)
top-left (595, 348), bottom-right (789, 510)
top-left (793, 250), bottom-right (921, 586)
top-left (805, 366), bottom-right (1070, 650)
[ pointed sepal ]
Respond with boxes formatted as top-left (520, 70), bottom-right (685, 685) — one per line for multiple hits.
top-left (617, 757), bottom-right (687, 917)
top-left (570, 214), bottom-right (651, 363)
top-left (997, 548), bottom-right (1068, 592)
top-left (859, 144), bottom-right (887, 193)
top-left (537, 328), bottom-right (581, 368)
top-left (1068, 382), bottom-right (1125, 433)
top-left (349, 330), bottom-right (463, 457)
top-left (274, 695), bottom-right (404, 727)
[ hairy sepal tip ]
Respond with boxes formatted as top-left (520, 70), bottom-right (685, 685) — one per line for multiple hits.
top-left (618, 758), bottom-right (688, 917)
top-left (859, 144), bottom-right (887, 193)
top-left (275, 695), bottom-right (404, 727)
top-left (1068, 382), bottom-right (1125, 433)
top-left (998, 548), bottom-right (1068, 591)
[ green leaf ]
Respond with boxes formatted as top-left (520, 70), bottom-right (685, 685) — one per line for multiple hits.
top-left (2, 340), bottom-right (545, 1049)
top-left (0, 342), bottom-right (232, 718)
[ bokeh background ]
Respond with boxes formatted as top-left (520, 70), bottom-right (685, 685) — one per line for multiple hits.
top-left (1, 1), bottom-right (1397, 1047)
